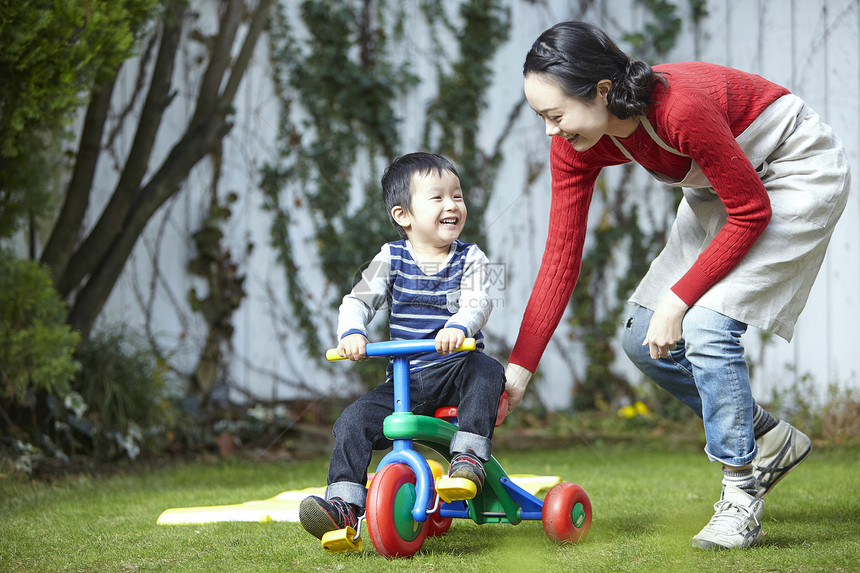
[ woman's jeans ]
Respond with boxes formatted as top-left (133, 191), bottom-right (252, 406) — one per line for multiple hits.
top-left (325, 351), bottom-right (505, 508)
top-left (621, 303), bottom-right (757, 467)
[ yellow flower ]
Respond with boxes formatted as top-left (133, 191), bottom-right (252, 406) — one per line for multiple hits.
top-left (618, 405), bottom-right (636, 419)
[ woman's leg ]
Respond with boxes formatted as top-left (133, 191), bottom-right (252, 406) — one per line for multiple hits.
top-left (623, 303), bottom-right (764, 549)
top-left (622, 303), bottom-right (755, 466)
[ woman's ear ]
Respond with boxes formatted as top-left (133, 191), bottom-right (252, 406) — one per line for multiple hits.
top-left (391, 205), bottom-right (411, 229)
top-left (596, 79), bottom-right (612, 103)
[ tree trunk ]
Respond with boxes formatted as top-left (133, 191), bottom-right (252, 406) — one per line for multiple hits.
top-left (55, 4), bottom-right (185, 297)
top-left (65, 0), bottom-right (272, 339)
top-left (39, 78), bottom-right (116, 281)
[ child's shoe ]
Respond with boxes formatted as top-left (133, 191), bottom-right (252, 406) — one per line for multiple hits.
top-left (691, 485), bottom-right (764, 550)
top-left (448, 450), bottom-right (486, 495)
top-left (753, 419), bottom-right (812, 497)
top-left (299, 496), bottom-right (362, 540)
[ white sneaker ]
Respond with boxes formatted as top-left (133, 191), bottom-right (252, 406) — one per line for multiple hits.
top-left (691, 485), bottom-right (764, 550)
top-left (753, 420), bottom-right (812, 497)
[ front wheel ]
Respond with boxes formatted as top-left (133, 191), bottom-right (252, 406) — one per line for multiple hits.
top-left (542, 482), bottom-right (592, 544)
top-left (366, 463), bottom-right (429, 558)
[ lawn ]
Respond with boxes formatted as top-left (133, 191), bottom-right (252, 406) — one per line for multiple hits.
top-left (2, 437), bottom-right (858, 572)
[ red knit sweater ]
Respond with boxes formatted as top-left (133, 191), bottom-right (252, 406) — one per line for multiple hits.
top-left (510, 62), bottom-right (790, 372)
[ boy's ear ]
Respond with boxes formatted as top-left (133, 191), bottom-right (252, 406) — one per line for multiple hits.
top-left (391, 205), bottom-right (411, 229)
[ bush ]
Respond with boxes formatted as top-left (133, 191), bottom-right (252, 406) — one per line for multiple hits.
top-left (70, 327), bottom-right (176, 459)
top-left (0, 249), bottom-right (79, 401)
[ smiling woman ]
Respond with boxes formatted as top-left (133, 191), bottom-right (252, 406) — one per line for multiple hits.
top-left (523, 75), bottom-right (639, 150)
top-left (504, 19), bottom-right (850, 552)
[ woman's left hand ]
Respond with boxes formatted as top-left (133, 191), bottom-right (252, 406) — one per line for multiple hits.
top-left (643, 291), bottom-right (689, 359)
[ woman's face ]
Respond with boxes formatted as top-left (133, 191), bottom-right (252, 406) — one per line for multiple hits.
top-left (524, 73), bottom-right (615, 152)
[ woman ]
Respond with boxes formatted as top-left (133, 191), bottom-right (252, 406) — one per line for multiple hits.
top-left (506, 21), bottom-right (849, 550)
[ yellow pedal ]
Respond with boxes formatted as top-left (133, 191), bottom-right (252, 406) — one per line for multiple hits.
top-left (435, 477), bottom-right (478, 503)
top-left (321, 526), bottom-right (362, 553)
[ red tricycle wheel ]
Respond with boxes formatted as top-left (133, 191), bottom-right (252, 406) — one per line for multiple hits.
top-left (366, 463), bottom-right (429, 558)
top-left (426, 507), bottom-right (452, 537)
top-left (542, 482), bottom-right (592, 544)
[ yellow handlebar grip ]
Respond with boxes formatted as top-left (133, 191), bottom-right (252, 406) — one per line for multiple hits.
top-left (326, 348), bottom-right (345, 361)
top-left (458, 338), bottom-right (476, 352)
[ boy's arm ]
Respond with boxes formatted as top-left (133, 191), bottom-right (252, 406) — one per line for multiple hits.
top-left (444, 245), bottom-right (493, 336)
top-left (337, 246), bottom-right (391, 340)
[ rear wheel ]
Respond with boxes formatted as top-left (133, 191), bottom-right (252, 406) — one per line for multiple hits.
top-left (426, 507), bottom-right (453, 537)
top-left (366, 463), bottom-right (429, 558)
top-left (542, 482), bottom-right (592, 544)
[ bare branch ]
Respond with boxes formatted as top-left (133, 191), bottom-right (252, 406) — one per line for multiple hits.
top-left (105, 30), bottom-right (160, 171)
top-left (219, 0), bottom-right (273, 108)
top-left (191, 0), bottom-right (243, 126)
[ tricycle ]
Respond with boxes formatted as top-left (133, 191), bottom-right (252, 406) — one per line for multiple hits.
top-left (321, 338), bottom-right (592, 558)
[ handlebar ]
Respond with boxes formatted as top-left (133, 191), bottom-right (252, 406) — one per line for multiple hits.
top-left (326, 338), bottom-right (476, 361)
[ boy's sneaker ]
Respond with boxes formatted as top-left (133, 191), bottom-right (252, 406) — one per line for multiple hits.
top-left (449, 450), bottom-right (486, 495)
top-left (691, 485), bottom-right (764, 550)
top-left (299, 496), bottom-right (362, 540)
top-left (753, 420), bottom-right (812, 498)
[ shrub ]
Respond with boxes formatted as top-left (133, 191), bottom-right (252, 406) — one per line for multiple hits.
top-left (71, 327), bottom-right (175, 459)
top-left (0, 249), bottom-right (79, 401)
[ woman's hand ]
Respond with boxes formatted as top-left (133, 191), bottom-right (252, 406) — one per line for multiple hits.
top-left (643, 291), bottom-right (689, 359)
top-left (337, 333), bottom-right (369, 361)
top-left (504, 363), bottom-right (533, 413)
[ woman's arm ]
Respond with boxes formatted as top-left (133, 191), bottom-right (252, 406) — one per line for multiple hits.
top-left (665, 97), bottom-right (773, 306)
top-left (508, 137), bottom-right (603, 401)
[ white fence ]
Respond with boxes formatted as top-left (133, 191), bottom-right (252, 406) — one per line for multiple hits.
top-left (96, 0), bottom-right (860, 409)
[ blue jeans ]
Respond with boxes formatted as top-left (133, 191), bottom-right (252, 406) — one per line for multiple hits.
top-left (621, 303), bottom-right (757, 467)
top-left (325, 351), bottom-right (505, 508)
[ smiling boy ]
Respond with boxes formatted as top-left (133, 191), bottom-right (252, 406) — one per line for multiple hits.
top-left (299, 152), bottom-right (506, 541)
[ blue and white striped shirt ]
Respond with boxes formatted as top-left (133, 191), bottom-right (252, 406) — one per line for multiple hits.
top-left (338, 239), bottom-right (493, 373)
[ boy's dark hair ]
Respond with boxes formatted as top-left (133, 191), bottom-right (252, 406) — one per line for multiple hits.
top-left (382, 152), bottom-right (459, 239)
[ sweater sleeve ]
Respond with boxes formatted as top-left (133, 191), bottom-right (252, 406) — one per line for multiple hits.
top-left (509, 136), bottom-right (602, 372)
top-left (662, 95), bottom-right (773, 304)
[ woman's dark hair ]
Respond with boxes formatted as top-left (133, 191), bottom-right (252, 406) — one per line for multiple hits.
top-left (382, 152), bottom-right (459, 239)
top-left (523, 21), bottom-right (665, 119)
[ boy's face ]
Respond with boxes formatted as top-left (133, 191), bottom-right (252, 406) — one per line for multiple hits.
top-left (392, 169), bottom-right (466, 249)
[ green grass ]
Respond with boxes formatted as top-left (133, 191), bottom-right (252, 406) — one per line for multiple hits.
top-left (1, 439), bottom-right (859, 572)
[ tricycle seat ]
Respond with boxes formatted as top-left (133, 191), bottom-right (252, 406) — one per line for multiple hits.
top-left (434, 391), bottom-right (509, 427)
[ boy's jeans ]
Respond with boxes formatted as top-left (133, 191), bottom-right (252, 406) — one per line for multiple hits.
top-left (621, 303), bottom-right (757, 467)
top-left (325, 351), bottom-right (505, 508)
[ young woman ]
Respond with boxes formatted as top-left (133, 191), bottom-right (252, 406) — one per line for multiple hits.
top-left (506, 20), bottom-right (849, 550)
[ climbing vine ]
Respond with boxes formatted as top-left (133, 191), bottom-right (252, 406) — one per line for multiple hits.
top-left (420, 0), bottom-right (510, 247)
top-left (262, 0), bottom-right (509, 389)
top-left (187, 174), bottom-right (247, 411)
